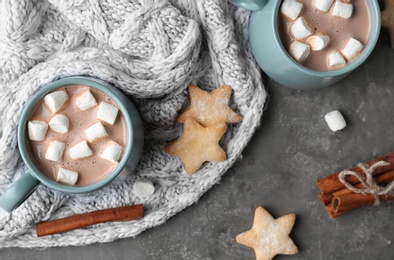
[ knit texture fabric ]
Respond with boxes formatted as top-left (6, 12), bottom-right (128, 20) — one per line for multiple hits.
top-left (0, 0), bottom-right (267, 247)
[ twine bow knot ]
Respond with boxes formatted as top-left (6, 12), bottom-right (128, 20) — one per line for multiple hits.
top-left (338, 161), bottom-right (394, 205)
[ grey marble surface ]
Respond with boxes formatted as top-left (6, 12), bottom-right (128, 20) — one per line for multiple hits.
top-left (2, 29), bottom-right (394, 260)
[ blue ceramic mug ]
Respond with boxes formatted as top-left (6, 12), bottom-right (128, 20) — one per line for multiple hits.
top-left (229, 0), bottom-right (266, 11)
top-left (0, 77), bottom-right (144, 212)
top-left (229, 0), bottom-right (381, 90)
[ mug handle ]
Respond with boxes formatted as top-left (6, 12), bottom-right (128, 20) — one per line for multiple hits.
top-left (228, 0), bottom-right (267, 11)
top-left (0, 172), bottom-right (40, 212)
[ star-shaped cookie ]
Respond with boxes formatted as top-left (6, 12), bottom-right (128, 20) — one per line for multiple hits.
top-left (177, 85), bottom-right (242, 127)
top-left (382, 0), bottom-right (394, 48)
top-left (236, 207), bottom-right (298, 260)
top-left (164, 118), bottom-right (227, 175)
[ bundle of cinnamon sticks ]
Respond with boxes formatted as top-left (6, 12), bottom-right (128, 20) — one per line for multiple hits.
top-left (316, 152), bottom-right (394, 218)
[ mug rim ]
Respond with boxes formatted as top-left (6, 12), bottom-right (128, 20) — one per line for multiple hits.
top-left (271, 0), bottom-right (381, 77)
top-left (17, 76), bottom-right (134, 194)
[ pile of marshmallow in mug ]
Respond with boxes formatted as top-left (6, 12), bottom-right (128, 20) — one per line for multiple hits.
top-left (28, 90), bottom-right (155, 197)
top-left (28, 89), bottom-right (123, 185)
top-left (283, 0), bottom-right (363, 68)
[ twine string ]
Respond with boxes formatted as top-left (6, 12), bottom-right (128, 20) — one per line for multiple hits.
top-left (338, 161), bottom-right (394, 205)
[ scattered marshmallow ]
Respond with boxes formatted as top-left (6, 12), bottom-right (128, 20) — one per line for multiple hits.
top-left (133, 179), bottom-right (155, 197)
top-left (290, 16), bottom-right (313, 40)
top-left (306, 33), bottom-right (331, 51)
top-left (328, 51), bottom-right (347, 69)
top-left (85, 122), bottom-right (108, 142)
top-left (45, 140), bottom-right (65, 162)
top-left (325, 110), bottom-right (346, 132)
top-left (341, 37), bottom-right (363, 60)
top-left (75, 89), bottom-right (97, 111)
top-left (314, 0), bottom-right (334, 12)
top-left (56, 168), bottom-right (79, 186)
top-left (69, 140), bottom-right (93, 160)
top-left (44, 90), bottom-right (69, 113)
top-left (48, 114), bottom-right (69, 133)
top-left (289, 41), bottom-right (311, 63)
top-left (28, 120), bottom-right (48, 141)
top-left (332, 0), bottom-right (353, 19)
top-left (97, 102), bottom-right (119, 125)
top-left (101, 141), bottom-right (123, 164)
top-left (281, 0), bottom-right (303, 20)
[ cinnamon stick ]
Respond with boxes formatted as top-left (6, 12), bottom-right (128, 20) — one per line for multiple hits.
top-left (317, 151), bottom-right (394, 195)
top-left (324, 204), bottom-right (347, 218)
top-left (318, 193), bottom-right (333, 206)
top-left (36, 204), bottom-right (144, 237)
top-left (319, 170), bottom-right (394, 205)
top-left (331, 193), bottom-right (394, 217)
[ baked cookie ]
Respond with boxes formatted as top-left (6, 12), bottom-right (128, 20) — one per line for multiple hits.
top-left (382, 0), bottom-right (394, 48)
top-left (177, 85), bottom-right (242, 127)
top-left (236, 207), bottom-right (298, 260)
top-left (164, 118), bottom-right (227, 175)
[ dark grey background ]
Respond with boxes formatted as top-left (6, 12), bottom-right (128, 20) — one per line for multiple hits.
top-left (1, 26), bottom-right (394, 260)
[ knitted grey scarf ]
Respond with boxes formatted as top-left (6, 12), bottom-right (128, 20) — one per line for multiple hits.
top-left (0, 0), bottom-right (267, 247)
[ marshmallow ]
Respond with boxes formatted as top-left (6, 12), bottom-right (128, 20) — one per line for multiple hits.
top-left (48, 114), bottom-right (69, 133)
top-left (44, 90), bottom-right (69, 113)
top-left (328, 51), bottom-right (347, 69)
top-left (28, 120), bottom-right (48, 141)
top-left (306, 33), bottom-right (331, 51)
top-left (101, 141), bottom-right (123, 164)
top-left (97, 102), bottom-right (119, 125)
top-left (290, 17), bottom-right (313, 40)
top-left (314, 0), bottom-right (334, 12)
top-left (69, 140), bottom-right (93, 160)
top-left (75, 89), bottom-right (97, 111)
top-left (85, 122), bottom-right (108, 142)
top-left (325, 110), bottom-right (346, 132)
top-left (45, 140), bottom-right (65, 162)
top-left (56, 168), bottom-right (79, 186)
top-left (341, 37), bottom-right (363, 60)
top-left (133, 179), bottom-right (155, 197)
top-left (281, 0), bottom-right (303, 20)
top-left (289, 41), bottom-right (311, 63)
top-left (332, 0), bottom-right (353, 19)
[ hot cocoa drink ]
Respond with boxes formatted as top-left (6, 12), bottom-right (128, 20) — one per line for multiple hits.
top-left (27, 85), bottom-right (128, 186)
top-left (278, 0), bottom-right (371, 71)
